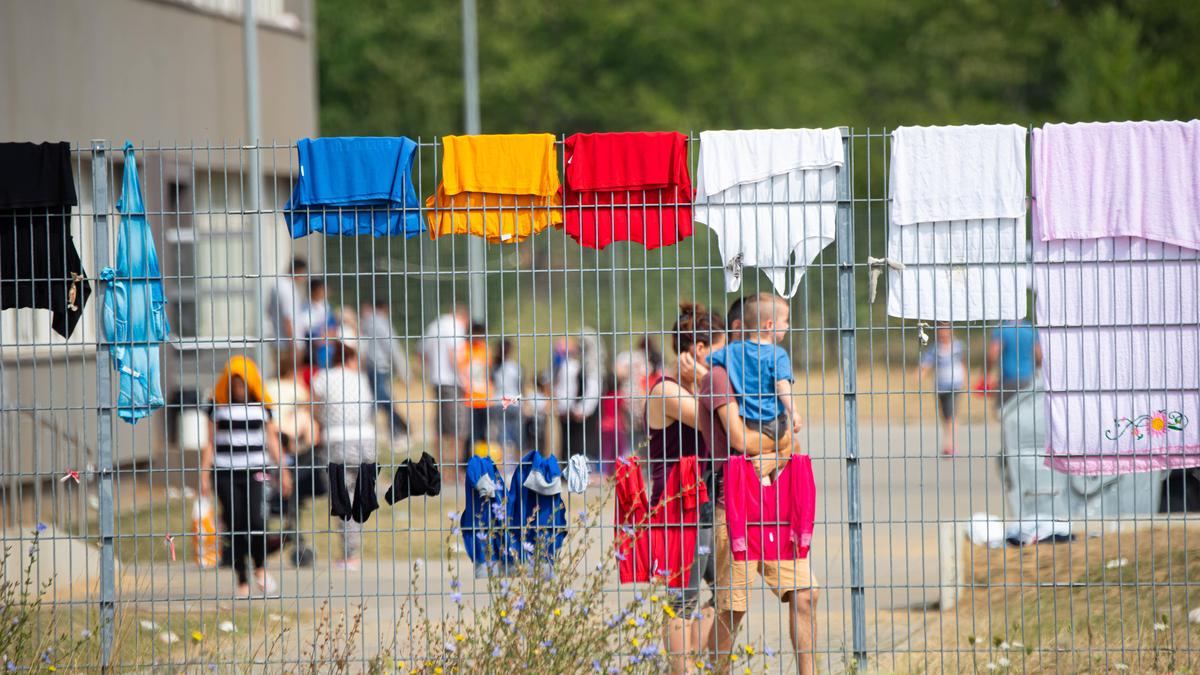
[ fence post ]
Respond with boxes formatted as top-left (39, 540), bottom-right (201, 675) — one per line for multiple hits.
top-left (835, 128), bottom-right (867, 669)
top-left (90, 140), bottom-right (116, 669)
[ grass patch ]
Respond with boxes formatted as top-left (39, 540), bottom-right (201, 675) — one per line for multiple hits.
top-left (889, 526), bottom-right (1200, 673)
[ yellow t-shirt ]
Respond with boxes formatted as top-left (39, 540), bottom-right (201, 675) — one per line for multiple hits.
top-left (426, 133), bottom-right (564, 244)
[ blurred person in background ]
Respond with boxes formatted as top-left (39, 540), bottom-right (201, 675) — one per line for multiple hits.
top-left (491, 338), bottom-right (524, 458)
top-left (310, 336), bottom-right (377, 572)
top-left (599, 373), bottom-right (628, 473)
top-left (421, 306), bottom-right (470, 482)
top-left (916, 322), bottom-right (967, 456)
top-left (555, 330), bottom-right (605, 472)
top-left (457, 322), bottom-right (494, 478)
top-left (265, 258), bottom-right (308, 375)
top-left (987, 319), bottom-right (1041, 409)
top-left (359, 299), bottom-right (410, 439)
top-left (200, 356), bottom-right (290, 598)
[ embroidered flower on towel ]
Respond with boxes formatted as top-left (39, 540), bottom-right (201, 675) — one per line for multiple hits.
top-left (1104, 410), bottom-right (1189, 441)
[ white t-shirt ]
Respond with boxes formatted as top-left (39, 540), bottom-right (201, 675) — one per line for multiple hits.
top-left (266, 278), bottom-right (304, 341)
top-left (420, 314), bottom-right (465, 388)
top-left (311, 367), bottom-right (377, 446)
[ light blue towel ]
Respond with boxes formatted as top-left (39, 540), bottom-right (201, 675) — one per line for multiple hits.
top-left (285, 137), bottom-right (423, 238)
top-left (102, 142), bottom-right (169, 424)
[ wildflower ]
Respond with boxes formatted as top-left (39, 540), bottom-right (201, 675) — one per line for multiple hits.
top-left (514, 597), bottom-right (526, 610)
top-left (36, 522), bottom-right (47, 533)
top-left (522, 541), bottom-right (535, 553)
top-left (592, 660), bottom-right (602, 672)
top-left (434, 669), bottom-right (443, 675)
top-left (649, 595), bottom-right (659, 603)
top-left (662, 603), bottom-right (677, 619)
top-left (764, 646), bottom-right (775, 657)
top-left (191, 631), bottom-right (204, 642)
top-left (492, 646), bottom-right (503, 658)
top-left (562, 588), bottom-right (576, 601)
top-left (1113, 663), bottom-right (1130, 672)
top-left (997, 657), bottom-right (1011, 667)
top-left (48, 668), bottom-right (57, 673)
top-left (577, 510), bottom-right (589, 523)
top-left (631, 637), bottom-right (640, 647)
top-left (634, 591), bottom-right (644, 602)
top-left (640, 644), bottom-right (659, 657)
top-left (552, 607), bottom-right (562, 617)
top-left (984, 664), bottom-right (998, 671)
top-left (396, 661), bottom-right (405, 670)
top-left (447, 510), bottom-right (459, 521)
top-left (540, 640), bottom-right (553, 649)
top-left (695, 660), bottom-right (707, 671)
top-left (743, 668), bottom-right (751, 675)
top-left (474, 531), bottom-right (487, 540)
top-left (500, 579), bottom-right (510, 592)
top-left (450, 592), bottom-right (462, 604)
top-left (743, 645), bottom-right (754, 655)
top-left (452, 527), bottom-right (462, 537)
top-left (42, 651), bottom-right (52, 664)
top-left (5, 662), bottom-right (13, 672)
top-left (449, 578), bottom-right (460, 589)
top-left (998, 641), bottom-right (1009, 650)
top-left (614, 551), bottom-right (627, 562)
top-left (491, 503), bottom-right (506, 519)
top-left (444, 641), bottom-right (457, 653)
top-left (730, 653), bottom-right (738, 662)
top-left (627, 617), bottom-right (638, 628)
top-left (80, 629), bottom-right (92, 638)
top-left (1153, 621), bottom-right (1168, 632)
top-left (455, 633), bottom-right (466, 642)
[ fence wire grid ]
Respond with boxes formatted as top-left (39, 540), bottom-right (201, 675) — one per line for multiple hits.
top-left (0, 132), bottom-right (1196, 674)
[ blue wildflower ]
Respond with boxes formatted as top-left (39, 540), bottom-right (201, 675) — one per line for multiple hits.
top-left (452, 527), bottom-right (461, 536)
top-left (765, 645), bottom-right (776, 657)
top-left (634, 615), bottom-right (646, 627)
top-left (539, 640), bottom-right (553, 649)
top-left (640, 643), bottom-right (659, 657)
top-left (577, 510), bottom-right (589, 523)
top-left (592, 659), bottom-right (602, 672)
top-left (447, 510), bottom-right (459, 521)
top-left (634, 591), bottom-right (644, 602)
top-left (444, 641), bottom-right (457, 653)
top-left (474, 531), bottom-right (487, 541)
top-left (491, 503), bottom-right (506, 519)
top-left (514, 597), bottom-right (526, 610)
top-left (614, 551), bottom-right (627, 562)
top-left (450, 579), bottom-right (461, 590)
top-left (6, 661), bottom-right (14, 672)
top-left (492, 646), bottom-right (503, 657)
top-left (521, 541), bottom-right (535, 553)
top-left (450, 592), bottom-right (462, 603)
top-left (41, 650), bottom-right (51, 664)
top-left (562, 588), bottom-right (576, 601)
top-left (36, 522), bottom-right (47, 534)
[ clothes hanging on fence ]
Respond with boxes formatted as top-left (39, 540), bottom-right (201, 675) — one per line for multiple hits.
top-left (559, 131), bottom-right (693, 250)
top-left (566, 454), bottom-right (590, 494)
top-left (426, 133), bottom-right (563, 244)
top-left (613, 454), bottom-right (711, 588)
top-left (327, 462), bottom-right (380, 523)
top-left (0, 142), bottom-right (91, 338)
top-left (886, 125), bottom-right (1028, 321)
top-left (1032, 121), bottom-right (1200, 249)
top-left (693, 128), bottom-right (843, 298)
top-left (614, 455), bottom-right (652, 583)
top-left (723, 454), bottom-right (815, 562)
top-left (284, 137), bottom-right (423, 238)
top-left (384, 452), bottom-right (441, 504)
top-left (461, 453), bottom-right (515, 575)
top-left (889, 124), bottom-right (1026, 225)
top-left (102, 143), bottom-right (169, 423)
top-left (1032, 124), bottom-right (1200, 475)
top-left (508, 450), bottom-right (567, 565)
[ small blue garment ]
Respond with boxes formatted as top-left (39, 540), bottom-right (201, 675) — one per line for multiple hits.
top-left (461, 455), bottom-right (515, 568)
top-left (508, 450), bottom-right (567, 565)
top-left (706, 340), bottom-right (793, 422)
top-left (101, 142), bottom-right (169, 424)
top-left (284, 137), bottom-right (423, 238)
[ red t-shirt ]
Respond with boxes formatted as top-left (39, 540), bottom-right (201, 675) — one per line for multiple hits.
top-left (561, 131), bottom-right (693, 250)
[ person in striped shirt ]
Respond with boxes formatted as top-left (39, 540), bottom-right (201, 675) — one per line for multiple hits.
top-left (200, 356), bottom-right (291, 598)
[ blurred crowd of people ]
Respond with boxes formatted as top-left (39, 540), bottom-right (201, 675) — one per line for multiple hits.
top-left (419, 304), bottom-right (667, 484)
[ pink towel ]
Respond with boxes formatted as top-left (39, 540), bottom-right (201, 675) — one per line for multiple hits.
top-left (724, 454), bottom-right (815, 561)
top-left (1032, 121), bottom-right (1200, 250)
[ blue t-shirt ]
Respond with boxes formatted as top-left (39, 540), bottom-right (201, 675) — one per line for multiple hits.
top-left (706, 340), bottom-right (793, 422)
top-left (992, 321), bottom-right (1038, 383)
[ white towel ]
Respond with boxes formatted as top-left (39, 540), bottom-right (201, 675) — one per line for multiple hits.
top-left (695, 129), bottom-right (844, 298)
top-left (1033, 259), bottom-right (1200, 327)
top-left (1041, 325), bottom-right (1200, 392)
top-left (566, 454), bottom-right (589, 494)
top-left (890, 125), bottom-right (1027, 225)
top-left (886, 216), bottom-right (1028, 321)
top-left (1043, 389), bottom-right (1200, 475)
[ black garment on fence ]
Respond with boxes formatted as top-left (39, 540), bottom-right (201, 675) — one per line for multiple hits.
top-left (329, 462), bottom-right (382, 524)
top-left (0, 142), bottom-right (91, 338)
top-left (385, 452), bottom-right (441, 504)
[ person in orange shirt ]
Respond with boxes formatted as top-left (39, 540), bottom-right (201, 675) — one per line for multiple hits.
top-left (457, 322), bottom-right (494, 475)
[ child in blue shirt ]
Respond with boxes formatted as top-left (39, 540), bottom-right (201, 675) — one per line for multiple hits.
top-left (707, 294), bottom-right (800, 440)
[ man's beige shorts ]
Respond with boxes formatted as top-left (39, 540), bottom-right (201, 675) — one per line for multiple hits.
top-left (713, 507), bottom-right (818, 613)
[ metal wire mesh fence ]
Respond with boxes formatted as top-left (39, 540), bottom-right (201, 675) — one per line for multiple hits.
top-left (0, 132), bottom-right (1196, 673)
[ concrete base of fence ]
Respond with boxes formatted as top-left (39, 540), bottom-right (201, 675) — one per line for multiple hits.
top-left (2, 524), bottom-right (113, 600)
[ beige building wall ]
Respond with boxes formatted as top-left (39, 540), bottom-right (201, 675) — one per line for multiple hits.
top-left (0, 0), bottom-right (319, 488)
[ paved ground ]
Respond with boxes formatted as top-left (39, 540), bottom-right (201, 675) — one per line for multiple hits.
top-left (106, 420), bottom-right (1006, 672)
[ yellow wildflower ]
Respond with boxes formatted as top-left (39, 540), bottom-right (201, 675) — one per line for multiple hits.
top-left (730, 653), bottom-right (738, 662)
top-left (191, 631), bottom-right (204, 642)
top-left (455, 633), bottom-right (465, 642)
top-left (649, 595), bottom-right (659, 603)
top-left (631, 637), bottom-right (640, 647)
top-left (553, 607), bottom-right (562, 617)
top-left (662, 603), bottom-right (677, 619)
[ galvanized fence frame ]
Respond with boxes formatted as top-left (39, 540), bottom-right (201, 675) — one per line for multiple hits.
top-left (0, 131), bottom-right (1193, 673)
